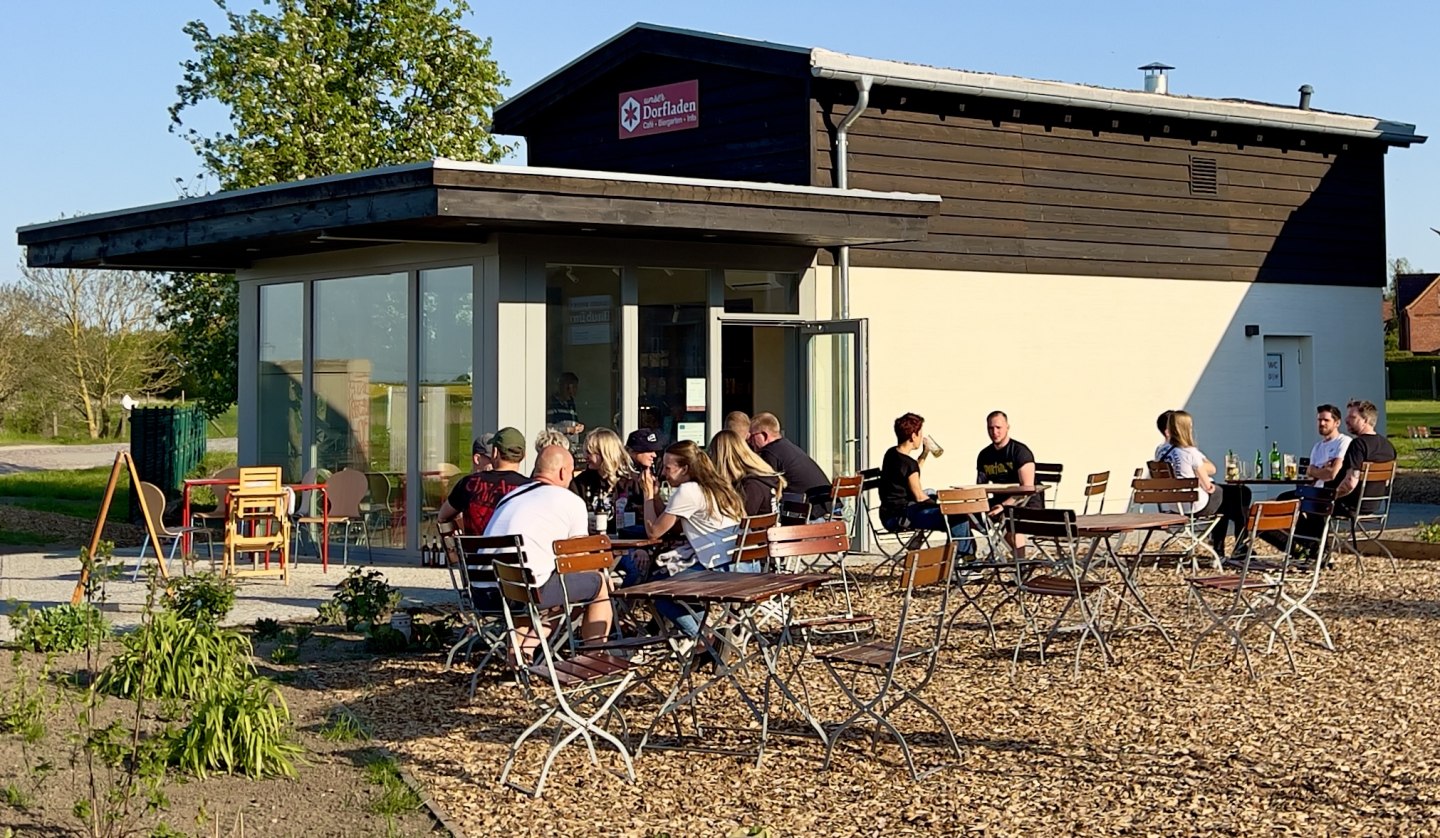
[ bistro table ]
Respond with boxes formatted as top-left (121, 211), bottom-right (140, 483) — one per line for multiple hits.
top-left (615, 570), bottom-right (832, 764)
top-left (182, 478), bottom-right (330, 571)
top-left (1071, 512), bottom-right (1189, 648)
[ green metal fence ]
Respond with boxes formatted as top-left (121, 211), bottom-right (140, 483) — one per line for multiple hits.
top-left (128, 405), bottom-right (208, 522)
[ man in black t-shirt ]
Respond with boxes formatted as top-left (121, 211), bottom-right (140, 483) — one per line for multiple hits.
top-left (436, 428), bottom-right (532, 535)
top-left (976, 410), bottom-right (1042, 553)
top-left (749, 412), bottom-right (832, 508)
top-left (1331, 399), bottom-right (1396, 515)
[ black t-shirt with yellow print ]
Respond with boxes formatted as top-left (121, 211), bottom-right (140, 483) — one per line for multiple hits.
top-left (976, 439), bottom-right (1036, 485)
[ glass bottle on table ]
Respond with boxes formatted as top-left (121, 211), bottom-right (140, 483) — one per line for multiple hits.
top-left (1269, 441), bottom-right (1281, 479)
top-left (1254, 449), bottom-right (1263, 481)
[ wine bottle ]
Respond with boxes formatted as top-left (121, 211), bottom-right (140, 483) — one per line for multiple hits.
top-left (1254, 449), bottom-right (1263, 480)
top-left (1269, 441), bottom-right (1281, 479)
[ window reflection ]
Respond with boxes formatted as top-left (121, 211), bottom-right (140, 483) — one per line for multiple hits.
top-left (546, 265), bottom-right (620, 453)
top-left (638, 268), bottom-right (708, 445)
top-left (257, 283), bottom-right (303, 481)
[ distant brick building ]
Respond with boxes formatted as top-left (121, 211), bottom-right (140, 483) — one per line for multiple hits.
top-left (1397, 273), bottom-right (1440, 352)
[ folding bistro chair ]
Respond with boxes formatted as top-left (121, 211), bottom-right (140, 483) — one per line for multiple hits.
top-left (778, 497), bottom-right (812, 527)
top-left (1186, 499), bottom-right (1299, 679)
top-left (492, 540), bottom-right (638, 798)
top-left (859, 467), bottom-right (927, 578)
top-left (768, 522), bottom-right (873, 643)
top-left (1032, 463), bottom-right (1063, 502)
top-left (816, 543), bottom-right (962, 781)
top-left (937, 487), bottom-right (1013, 648)
top-left (823, 474), bottom-right (864, 523)
top-left (1129, 476), bottom-right (1221, 573)
top-left (435, 523), bottom-right (511, 696)
top-left (294, 467), bottom-right (371, 566)
top-left (1268, 486), bottom-right (1337, 653)
top-left (1329, 460), bottom-right (1397, 573)
top-left (1009, 507), bottom-right (1114, 676)
top-left (1081, 471), bottom-right (1110, 515)
top-left (553, 534), bottom-right (669, 660)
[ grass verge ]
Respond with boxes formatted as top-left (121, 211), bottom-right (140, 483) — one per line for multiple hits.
top-left (363, 753), bottom-right (422, 817)
top-left (1387, 400), bottom-right (1440, 469)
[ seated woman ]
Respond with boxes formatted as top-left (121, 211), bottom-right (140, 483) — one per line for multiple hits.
top-left (707, 429), bottom-right (786, 516)
top-left (1158, 410), bottom-right (1251, 556)
top-left (572, 427), bottom-right (637, 507)
top-left (638, 440), bottom-right (745, 637)
top-left (878, 412), bottom-right (973, 554)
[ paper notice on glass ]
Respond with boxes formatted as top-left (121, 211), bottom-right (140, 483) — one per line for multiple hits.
top-left (685, 378), bottom-right (706, 412)
top-left (568, 295), bottom-right (612, 346)
top-left (676, 422), bottom-right (706, 446)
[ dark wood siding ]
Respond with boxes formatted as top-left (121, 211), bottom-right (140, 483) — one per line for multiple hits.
top-left (512, 54), bottom-right (812, 185)
top-left (814, 82), bottom-right (1387, 286)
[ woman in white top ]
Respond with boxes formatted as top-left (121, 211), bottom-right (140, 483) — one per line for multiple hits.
top-left (638, 440), bottom-right (744, 637)
top-left (1159, 410), bottom-right (1250, 556)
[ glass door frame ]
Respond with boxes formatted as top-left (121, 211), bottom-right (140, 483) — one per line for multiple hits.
top-left (712, 315), bottom-right (870, 476)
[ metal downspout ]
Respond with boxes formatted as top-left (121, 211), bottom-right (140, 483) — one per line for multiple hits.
top-left (835, 75), bottom-right (871, 319)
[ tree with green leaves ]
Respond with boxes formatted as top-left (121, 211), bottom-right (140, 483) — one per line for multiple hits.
top-left (160, 0), bottom-right (513, 414)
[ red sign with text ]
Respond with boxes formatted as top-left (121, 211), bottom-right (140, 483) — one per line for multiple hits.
top-left (618, 80), bottom-right (699, 139)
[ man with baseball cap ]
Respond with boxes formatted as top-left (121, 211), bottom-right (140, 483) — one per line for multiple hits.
top-left (625, 429), bottom-right (665, 475)
top-left (437, 427), bottom-right (531, 534)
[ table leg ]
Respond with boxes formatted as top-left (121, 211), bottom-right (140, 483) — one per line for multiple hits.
top-left (182, 483), bottom-right (193, 555)
top-left (1096, 533), bottom-right (1175, 649)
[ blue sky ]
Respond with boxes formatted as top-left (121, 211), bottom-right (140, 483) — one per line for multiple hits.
top-left (3, 0), bottom-right (1437, 285)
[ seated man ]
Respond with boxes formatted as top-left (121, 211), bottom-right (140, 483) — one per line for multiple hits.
top-left (1276, 404), bottom-right (1351, 502)
top-left (878, 412), bottom-right (972, 553)
top-left (976, 410), bottom-right (1042, 554)
top-left (437, 428), bottom-right (532, 535)
top-left (483, 445), bottom-right (613, 657)
top-left (724, 410), bottom-right (751, 438)
top-left (748, 411), bottom-right (832, 511)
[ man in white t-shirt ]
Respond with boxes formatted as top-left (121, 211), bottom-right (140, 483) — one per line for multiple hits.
top-left (1304, 404), bottom-right (1352, 488)
top-left (483, 445), bottom-right (612, 648)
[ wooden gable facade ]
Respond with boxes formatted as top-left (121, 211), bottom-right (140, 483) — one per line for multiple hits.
top-left (495, 24), bottom-right (1408, 289)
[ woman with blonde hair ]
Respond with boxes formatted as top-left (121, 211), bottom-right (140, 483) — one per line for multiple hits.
top-left (533, 427), bottom-right (570, 455)
top-left (639, 440), bottom-right (746, 638)
top-left (572, 427), bottom-right (637, 507)
top-left (1159, 410), bottom-right (1250, 555)
top-left (708, 430), bottom-right (786, 516)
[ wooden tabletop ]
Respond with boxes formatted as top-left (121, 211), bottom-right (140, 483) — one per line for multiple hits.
top-left (609, 537), bottom-right (660, 549)
top-left (1224, 478), bottom-right (1304, 485)
top-left (1073, 512), bottom-right (1188, 535)
top-left (615, 571), bottom-right (831, 604)
top-left (954, 483), bottom-right (1050, 496)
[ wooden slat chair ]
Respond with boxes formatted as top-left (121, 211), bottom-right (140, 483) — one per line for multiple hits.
top-left (1081, 471), bottom-right (1110, 515)
top-left (553, 534), bottom-right (669, 663)
top-left (778, 497), bottom-right (812, 527)
top-left (823, 473), bottom-right (865, 526)
top-left (767, 522), bottom-right (873, 642)
top-left (815, 543), bottom-right (963, 781)
top-left (1033, 463), bottom-right (1063, 503)
top-left (1146, 460), bottom-right (1175, 479)
top-left (1186, 499), bottom-right (1299, 679)
top-left (859, 467), bottom-right (929, 578)
top-left (1330, 460), bottom-right (1398, 573)
top-left (492, 542), bottom-right (638, 798)
top-left (1008, 507), bottom-right (1114, 676)
top-left (132, 480), bottom-right (215, 581)
top-left (190, 466), bottom-right (241, 534)
top-left (222, 486), bottom-right (291, 583)
top-left (937, 487), bottom-right (1014, 649)
top-left (294, 467), bottom-right (371, 566)
top-left (727, 512), bottom-right (783, 640)
top-left (435, 523), bottom-right (512, 697)
top-left (1128, 476), bottom-right (1221, 573)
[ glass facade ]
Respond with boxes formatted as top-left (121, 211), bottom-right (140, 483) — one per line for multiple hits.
top-left (637, 268), bottom-right (708, 446)
top-left (545, 265), bottom-right (620, 451)
top-left (256, 283), bottom-right (303, 481)
top-left (722, 270), bottom-right (800, 314)
top-left (419, 266), bottom-right (474, 534)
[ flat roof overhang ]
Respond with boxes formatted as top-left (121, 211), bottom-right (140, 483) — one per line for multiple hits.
top-left (18, 160), bottom-right (940, 272)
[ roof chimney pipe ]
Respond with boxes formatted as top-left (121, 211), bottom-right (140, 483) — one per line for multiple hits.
top-left (1139, 62), bottom-right (1173, 95)
top-left (1298, 84), bottom-right (1313, 111)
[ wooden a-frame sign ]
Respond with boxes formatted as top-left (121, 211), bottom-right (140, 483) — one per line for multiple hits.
top-left (71, 450), bottom-right (167, 605)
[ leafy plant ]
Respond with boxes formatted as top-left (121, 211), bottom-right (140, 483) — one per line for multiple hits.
top-left (268, 645), bottom-right (298, 665)
top-left (408, 620), bottom-right (454, 653)
top-left (363, 753), bottom-right (420, 817)
top-left (327, 568), bottom-right (401, 631)
top-left (166, 679), bottom-right (301, 779)
top-left (165, 573), bottom-right (236, 625)
top-left (95, 611), bottom-right (252, 702)
top-left (9, 602), bottom-right (110, 653)
top-left (1416, 519), bottom-right (1440, 544)
top-left (315, 602), bottom-right (346, 627)
top-left (364, 626), bottom-right (409, 654)
top-left (252, 617), bottom-right (282, 641)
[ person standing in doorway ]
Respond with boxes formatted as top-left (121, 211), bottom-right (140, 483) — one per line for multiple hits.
top-left (547, 372), bottom-right (585, 453)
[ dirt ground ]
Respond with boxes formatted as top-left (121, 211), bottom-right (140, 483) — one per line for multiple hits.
top-left (319, 559), bottom-right (1440, 838)
top-left (0, 639), bottom-right (440, 837)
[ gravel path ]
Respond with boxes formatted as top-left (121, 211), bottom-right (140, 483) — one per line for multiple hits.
top-left (0, 438), bottom-right (237, 474)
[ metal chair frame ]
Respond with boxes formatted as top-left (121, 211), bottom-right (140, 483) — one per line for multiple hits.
top-left (435, 523), bottom-right (512, 698)
top-left (132, 481), bottom-right (215, 580)
top-left (1081, 471), bottom-right (1110, 516)
top-left (1008, 507), bottom-right (1114, 676)
top-left (936, 487), bottom-right (1018, 649)
top-left (1329, 460), bottom-right (1397, 573)
top-left (1129, 476), bottom-right (1222, 573)
top-left (816, 543), bottom-right (962, 781)
top-left (858, 467), bottom-right (930, 578)
top-left (492, 540), bottom-right (637, 798)
top-left (1266, 486), bottom-right (1336, 653)
top-left (294, 467), bottom-right (372, 566)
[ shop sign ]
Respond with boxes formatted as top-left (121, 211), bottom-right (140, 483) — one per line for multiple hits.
top-left (618, 80), bottom-right (699, 139)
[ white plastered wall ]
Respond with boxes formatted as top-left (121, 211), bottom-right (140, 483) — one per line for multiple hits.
top-left (850, 267), bottom-right (1385, 509)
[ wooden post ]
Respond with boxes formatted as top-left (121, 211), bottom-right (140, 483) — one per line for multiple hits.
top-left (71, 450), bottom-right (167, 605)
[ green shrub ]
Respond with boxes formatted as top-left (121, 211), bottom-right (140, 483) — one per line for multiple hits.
top-left (268, 645), bottom-right (298, 665)
top-left (364, 626), bottom-right (409, 654)
top-left (166, 573), bottom-right (236, 625)
top-left (95, 611), bottom-right (252, 701)
top-left (8, 603), bottom-right (110, 653)
top-left (166, 678), bottom-right (301, 779)
top-left (326, 568), bottom-right (401, 631)
top-left (318, 709), bottom-right (369, 743)
top-left (252, 617), bottom-right (282, 641)
top-left (1416, 519), bottom-right (1440, 544)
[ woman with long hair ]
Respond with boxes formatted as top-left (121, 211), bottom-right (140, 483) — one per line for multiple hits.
top-left (707, 429), bottom-right (786, 516)
top-left (572, 427), bottom-right (637, 506)
top-left (639, 440), bottom-right (745, 638)
top-left (1158, 410), bottom-right (1250, 555)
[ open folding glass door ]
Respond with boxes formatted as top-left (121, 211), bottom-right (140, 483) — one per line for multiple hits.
top-left (718, 317), bottom-right (869, 482)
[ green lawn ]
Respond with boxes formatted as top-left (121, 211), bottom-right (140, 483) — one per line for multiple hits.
top-left (1386, 400), bottom-right (1440, 469)
top-left (0, 404), bottom-right (238, 447)
top-left (0, 466), bottom-right (130, 521)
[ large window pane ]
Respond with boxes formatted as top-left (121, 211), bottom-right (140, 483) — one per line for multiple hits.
top-left (420, 266), bottom-right (473, 536)
top-left (546, 265), bottom-right (620, 452)
top-left (638, 268), bottom-right (708, 445)
top-left (313, 271), bottom-right (408, 482)
top-left (257, 283), bottom-right (303, 481)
